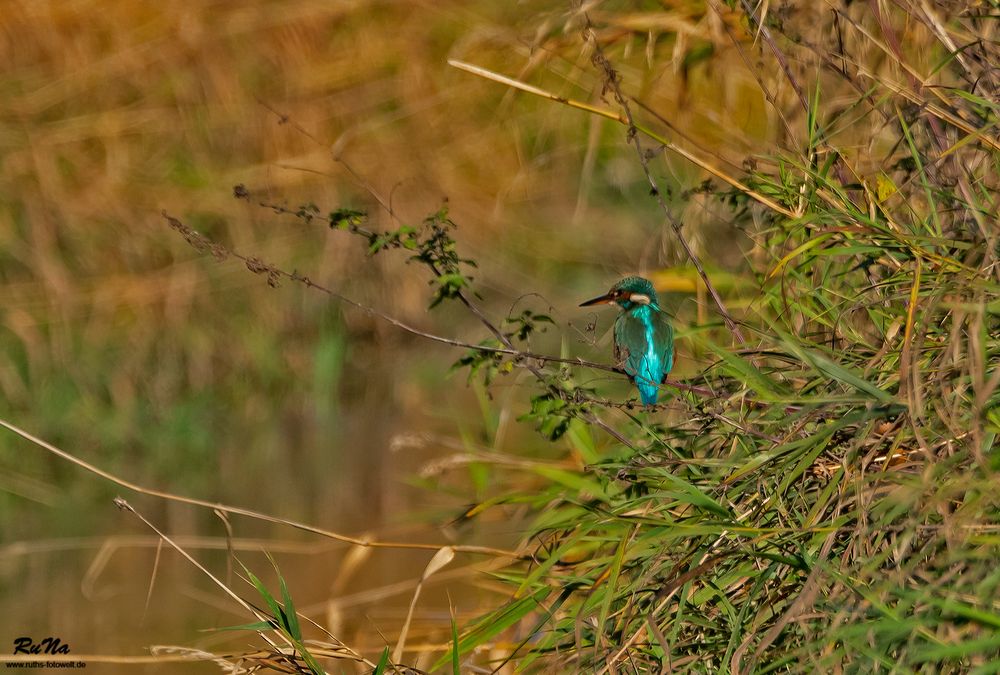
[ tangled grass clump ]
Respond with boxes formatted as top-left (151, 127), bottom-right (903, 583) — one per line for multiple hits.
top-left (433, 3), bottom-right (1000, 672)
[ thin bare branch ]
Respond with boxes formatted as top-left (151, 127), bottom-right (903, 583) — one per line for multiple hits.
top-left (583, 24), bottom-right (749, 346)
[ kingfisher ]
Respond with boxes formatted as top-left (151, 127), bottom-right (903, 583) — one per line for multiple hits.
top-left (580, 276), bottom-right (674, 406)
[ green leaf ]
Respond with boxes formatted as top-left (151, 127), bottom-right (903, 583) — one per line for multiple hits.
top-left (277, 566), bottom-right (301, 641)
top-left (779, 333), bottom-right (895, 403)
top-left (565, 420), bottom-right (599, 464)
top-left (515, 526), bottom-right (592, 597)
top-left (767, 232), bottom-right (834, 278)
top-left (531, 466), bottom-right (612, 502)
top-left (656, 472), bottom-right (733, 519)
top-left (910, 633), bottom-right (1000, 663)
top-left (702, 341), bottom-right (788, 400)
top-left (328, 208), bottom-right (366, 229)
top-left (241, 564), bottom-right (283, 622)
top-left (431, 587), bottom-right (551, 671)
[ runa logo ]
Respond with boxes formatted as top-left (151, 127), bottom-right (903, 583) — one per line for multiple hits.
top-left (12, 636), bottom-right (71, 655)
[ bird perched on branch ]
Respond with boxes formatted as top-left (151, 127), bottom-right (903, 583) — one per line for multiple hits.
top-left (580, 276), bottom-right (674, 406)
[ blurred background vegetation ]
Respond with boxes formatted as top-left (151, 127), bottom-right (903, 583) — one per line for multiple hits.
top-left (1, 0), bottom-right (997, 672)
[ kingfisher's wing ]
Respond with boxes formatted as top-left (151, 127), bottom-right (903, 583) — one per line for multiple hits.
top-left (655, 308), bottom-right (675, 379)
top-left (613, 312), bottom-right (641, 378)
top-left (613, 309), bottom-right (674, 383)
top-left (612, 306), bottom-right (674, 405)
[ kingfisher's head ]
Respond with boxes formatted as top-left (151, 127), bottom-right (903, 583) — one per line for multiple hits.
top-left (579, 276), bottom-right (658, 310)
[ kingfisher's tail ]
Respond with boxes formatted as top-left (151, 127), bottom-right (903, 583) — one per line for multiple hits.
top-left (636, 379), bottom-right (659, 406)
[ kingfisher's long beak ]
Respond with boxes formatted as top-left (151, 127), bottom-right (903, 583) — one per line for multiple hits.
top-left (579, 293), bottom-right (615, 307)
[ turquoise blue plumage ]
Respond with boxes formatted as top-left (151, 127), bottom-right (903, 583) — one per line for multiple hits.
top-left (580, 276), bottom-right (674, 406)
